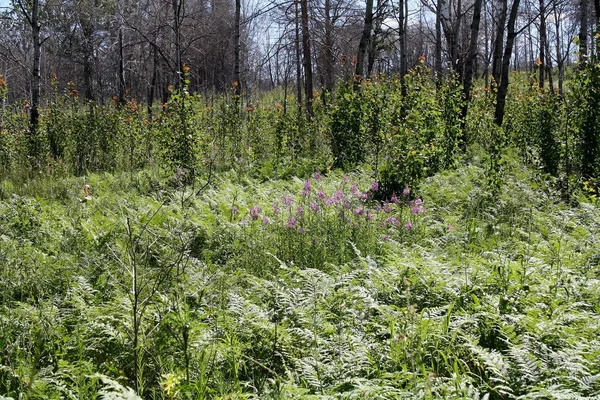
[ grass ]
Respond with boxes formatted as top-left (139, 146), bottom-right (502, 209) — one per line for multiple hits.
top-left (0, 147), bottom-right (599, 399)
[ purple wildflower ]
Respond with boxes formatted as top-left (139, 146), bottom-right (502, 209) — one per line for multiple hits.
top-left (383, 203), bottom-right (392, 213)
top-left (314, 171), bottom-right (322, 181)
top-left (250, 205), bottom-right (262, 221)
top-left (354, 208), bottom-right (365, 216)
top-left (262, 216), bottom-right (271, 225)
top-left (287, 217), bottom-right (297, 229)
top-left (272, 201), bottom-right (281, 216)
top-left (366, 211), bottom-right (374, 221)
top-left (371, 181), bottom-right (379, 192)
top-left (404, 221), bottom-right (413, 230)
top-left (282, 194), bottom-right (294, 207)
top-left (342, 175), bottom-right (349, 184)
top-left (296, 206), bottom-right (305, 216)
top-left (309, 200), bottom-right (320, 212)
top-left (360, 192), bottom-right (369, 200)
top-left (391, 194), bottom-right (399, 204)
top-left (351, 185), bottom-right (359, 196)
top-left (403, 187), bottom-right (410, 196)
top-left (301, 180), bottom-right (312, 197)
top-left (385, 216), bottom-right (401, 226)
top-left (298, 227), bottom-right (306, 234)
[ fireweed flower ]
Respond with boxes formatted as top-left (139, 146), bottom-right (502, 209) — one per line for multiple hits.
top-left (309, 200), bottom-right (320, 212)
top-left (384, 216), bottom-right (401, 226)
top-left (282, 194), bottom-right (294, 207)
top-left (317, 190), bottom-right (326, 201)
top-left (250, 205), bottom-right (262, 220)
top-left (287, 217), bottom-right (297, 229)
top-left (301, 180), bottom-right (312, 197)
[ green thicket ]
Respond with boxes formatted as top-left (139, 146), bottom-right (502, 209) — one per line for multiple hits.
top-left (0, 64), bottom-right (599, 399)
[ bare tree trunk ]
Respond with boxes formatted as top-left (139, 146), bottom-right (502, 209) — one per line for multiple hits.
top-left (552, 1), bottom-right (564, 94)
top-left (355, 0), bottom-right (374, 86)
top-left (118, 26), bottom-right (126, 106)
top-left (435, 0), bottom-right (443, 80)
top-left (172, 0), bottom-right (183, 86)
top-left (234, 0), bottom-right (241, 97)
top-left (295, 0), bottom-right (302, 112)
top-left (300, 0), bottom-right (313, 116)
top-left (538, 0), bottom-right (547, 89)
top-left (460, 0), bottom-right (483, 138)
top-left (30, 0), bottom-right (41, 139)
top-left (580, 0), bottom-right (588, 58)
top-left (495, 0), bottom-right (521, 126)
top-left (398, 0), bottom-right (407, 96)
top-left (323, 0), bottom-right (335, 94)
top-left (492, 0), bottom-right (508, 86)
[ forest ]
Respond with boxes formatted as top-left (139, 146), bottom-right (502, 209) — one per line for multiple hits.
top-left (1, 0), bottom-right (600, 398)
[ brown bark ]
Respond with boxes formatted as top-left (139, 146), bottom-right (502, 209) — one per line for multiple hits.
top-left (495, 0), bottom-right (521, 126)
top-left (355, 0), bottom-right (374, 86)
top-left (300, 0), bottom-right (313, 116)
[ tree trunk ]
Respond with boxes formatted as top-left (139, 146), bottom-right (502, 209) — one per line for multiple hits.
top-left (580, 0), bottom-right (588, 58)
top-left (172, 0), bottom-right (183, 86)
top-left (29, 0), bottom-right (41, 166)
top-left (323, 0), bottom-right (335, 94)
top-left (435, 0), bottom-right (443, 80)
top-left (118, 26), bottom-right (126, 106)
top-left (295, 0), bottom-right (302, 112)
top-left (460, 0), bottom-right (483, 137)
top-left (234, 0), bottom-right (241, 97)
top-left (300, 0), bottom-right (313, 116)
top-left (398, 0), bottom-right (407, 96)
top-left (355, 0), bottom-right (374, 86)
top-left (495, 0), bottom-right (521, 126)
top-left (538, 0), bottom-right (547, 89)
top-left (492, 0), bottom-right (508, 87)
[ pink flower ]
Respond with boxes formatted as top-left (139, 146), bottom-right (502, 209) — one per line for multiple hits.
top-left (384, 216), bottom-right (401, 226)
top-left (354, 208), bottom-right (365, 216)
top-left (317, 190), bottom-right (326, 201)
top-left (272, 201), bottom-right (280, 215)
top-left (296, 206), bottom-right (305, 216)
top-left (282, 194), bottom-right (294, 206)
top-left (314, 171), bottom-right (322, 181)
top-left (404, 221), bottom-right (413, 230)
top-left (309, 200), bottom-right (320, 212)
top-left (262, 216), bottom-right (271, 225)
top-left (287, 217), bottom-right (297, 229)
top-left (391, 194), bottom-right (399, 203)
top-left (403, 188), bottom-right (410, 196)
top-left (301, 180), bottom-right (312, 197)
top-left (250, 205), bottom-right (262, 220)
top-left (371, 181), bottom-right (379, 192)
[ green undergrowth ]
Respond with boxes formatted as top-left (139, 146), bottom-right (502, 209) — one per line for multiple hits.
top-left (0, 149), bottom-right (599, 399)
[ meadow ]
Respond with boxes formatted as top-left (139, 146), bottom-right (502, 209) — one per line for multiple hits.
top-left (0, 65), bottom-right (599, 399)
